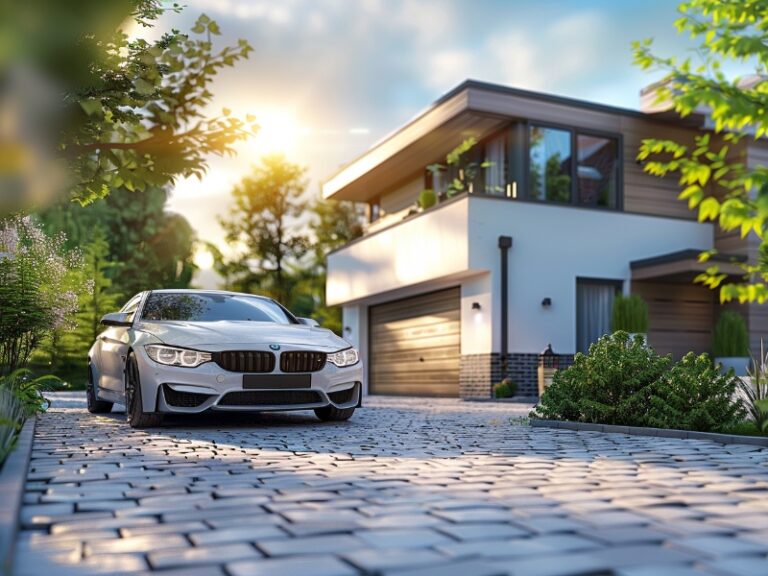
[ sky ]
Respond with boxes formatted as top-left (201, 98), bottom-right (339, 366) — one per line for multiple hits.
top-left (146, 0), bottom-right (699, 287)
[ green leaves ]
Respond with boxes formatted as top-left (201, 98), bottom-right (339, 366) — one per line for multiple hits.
top-left (633, 0), bottom-right (768, 304)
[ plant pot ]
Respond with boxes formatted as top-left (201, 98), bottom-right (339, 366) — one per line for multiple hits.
top-left (715, 356), bottom-right (750, 377)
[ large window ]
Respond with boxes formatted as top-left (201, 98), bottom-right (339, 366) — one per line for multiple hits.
top-left (528, 126), bottom-right (572, 203)
top-left (528, 125), bottom-right (620, 209)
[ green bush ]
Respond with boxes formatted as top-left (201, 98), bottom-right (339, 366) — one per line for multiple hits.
top-left (713, 311), bottom-right (749, 357)
top-left (418, 189), bottom-right (437, 209)
top-left (647, 353), bottom-right (745, 432)
top-left (531, 331), bottom-right (745, 432)
top-left (0, 389), bottom-right (24, 465)
top-left (611, 294), bottom-right (649, 333)
top-left (532, 332), bottom-right (669, 425)
top-left (493, 379), bottom-right (517, 399)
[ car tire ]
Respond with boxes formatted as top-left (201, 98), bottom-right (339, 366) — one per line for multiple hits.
top-left (314, 405), bottom-right (355, 422)
top-left (86, 366), bottom-right (113, 414)
top-left (125, 353), bottom-right (163, 428)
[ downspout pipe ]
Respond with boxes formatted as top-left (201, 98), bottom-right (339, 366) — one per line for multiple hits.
top-left (498, 235), bottom-right (512, 381)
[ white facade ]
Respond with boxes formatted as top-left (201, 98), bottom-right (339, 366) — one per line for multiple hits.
top-left (328, 195), bottom-right (714, 394)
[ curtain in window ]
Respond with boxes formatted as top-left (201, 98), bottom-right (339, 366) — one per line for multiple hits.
top-left (576, 281), bottom-right (617, 354)
top-left (484, 134), bottom-right (506, 195)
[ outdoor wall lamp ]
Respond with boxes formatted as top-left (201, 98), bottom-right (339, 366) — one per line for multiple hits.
top-left (344, 326), bottom-right (352, 334)
top-left (471, 302), bottom-right (482, 310)
top-left (541, 297), bottom-right (552, 308)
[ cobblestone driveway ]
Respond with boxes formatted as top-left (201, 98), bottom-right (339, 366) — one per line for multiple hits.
top-left (14, 395), bottom-right (768, 576)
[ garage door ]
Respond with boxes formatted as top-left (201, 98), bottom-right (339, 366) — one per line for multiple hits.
top-left (369, 288), bottom-right (460, 397)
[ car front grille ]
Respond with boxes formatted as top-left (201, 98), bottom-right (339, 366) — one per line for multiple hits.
top-left (218, 390), bottom-right (321, 406)
top-left (216, 351), bottom-right (276, 373)
top-left (280, 351), bottom-right (326, 373)
top-left (163, 385), bottom-right (212, 408)
top-left (328, 385), bottom-right (357, 405)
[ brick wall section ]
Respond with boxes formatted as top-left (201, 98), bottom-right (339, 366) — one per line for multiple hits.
top-left (460, 352), bottom-right (576, 399)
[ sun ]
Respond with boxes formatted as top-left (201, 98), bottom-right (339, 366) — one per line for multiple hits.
top-left (243, 108), bottom-right (308, 157)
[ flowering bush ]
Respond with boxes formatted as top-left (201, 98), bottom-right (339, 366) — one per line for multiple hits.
top-left (0, 216), bottom-right (84, 373)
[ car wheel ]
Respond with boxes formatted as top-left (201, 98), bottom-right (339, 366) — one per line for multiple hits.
top-left (125, 353), bottom-right (163, 428)
top-left (314, 405), bottom-right (355, 422)
top-left (86, 366), bottom-right (113, 414)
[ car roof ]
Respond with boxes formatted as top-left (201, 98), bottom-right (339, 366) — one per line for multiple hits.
top-left (147, 289), bottom-right (273, 301)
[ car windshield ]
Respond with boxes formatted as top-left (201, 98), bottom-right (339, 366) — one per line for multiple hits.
top-left (140, 293), bottom-right (296, 324)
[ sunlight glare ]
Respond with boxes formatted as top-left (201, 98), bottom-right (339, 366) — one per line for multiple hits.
top-left (244, 108), bottom-right (308, 157)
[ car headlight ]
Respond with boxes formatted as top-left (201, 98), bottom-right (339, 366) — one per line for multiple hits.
top-left (327, 348), bottom-right (359, 367)
top-left (145, 345), bottom-right (212, 368)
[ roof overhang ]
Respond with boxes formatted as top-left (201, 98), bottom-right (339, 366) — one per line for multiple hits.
top-left (323, 79), bottom-right (677, 203)
top-left (630, 249), bottom-right (746, 283)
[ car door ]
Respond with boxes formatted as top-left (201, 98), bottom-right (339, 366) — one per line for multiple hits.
top-left (98, 293), bottom-right (142, 393)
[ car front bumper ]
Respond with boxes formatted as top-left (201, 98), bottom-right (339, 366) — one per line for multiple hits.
top-left (134, 346), bottom-right (364, 414)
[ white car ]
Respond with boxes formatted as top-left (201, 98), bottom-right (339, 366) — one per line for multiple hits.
top-left (87, 290), bottom-right (363, 427)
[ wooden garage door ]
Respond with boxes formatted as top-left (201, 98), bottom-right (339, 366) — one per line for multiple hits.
top-left (369, 288), bottom-right (460, 397)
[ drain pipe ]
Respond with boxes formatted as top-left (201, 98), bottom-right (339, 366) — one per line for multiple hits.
top-left (498, 236), bottom-right (513, 380)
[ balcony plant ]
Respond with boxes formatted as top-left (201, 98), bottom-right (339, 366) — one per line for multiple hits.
top-left (611, 294), bottom-right (649, 344)
top-left (418, 189), bottom-right (437, 210)
top-left (713, 311), bottom-right (750, 377)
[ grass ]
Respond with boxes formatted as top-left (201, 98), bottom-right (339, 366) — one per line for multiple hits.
top-left (720, 421), bottom-right (768, 437)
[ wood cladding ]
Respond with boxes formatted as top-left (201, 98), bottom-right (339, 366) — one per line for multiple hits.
top-left (632, 281), bottom-right (714, 358)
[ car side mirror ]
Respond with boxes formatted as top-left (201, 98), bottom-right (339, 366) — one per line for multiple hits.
top-left (100, 312), bottom-right (132, 327)
top-left (297, 317), bottom-right (320, 328)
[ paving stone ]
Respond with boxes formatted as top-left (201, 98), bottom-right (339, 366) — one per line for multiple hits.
top-left (14, 395), bottom-right (768, 576)
top-left (149, 543), bottom-right (262, 569)
top-left (228, 555), bottom-right (356, 576)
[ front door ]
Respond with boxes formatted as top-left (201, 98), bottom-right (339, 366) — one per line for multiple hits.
top-left (576, 279), bottom-right (621, 354)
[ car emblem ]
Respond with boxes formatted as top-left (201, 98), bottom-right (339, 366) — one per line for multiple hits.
top-left (269, 344), bottom-right (280, 351)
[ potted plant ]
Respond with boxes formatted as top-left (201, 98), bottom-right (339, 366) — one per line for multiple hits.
top-left (612, 294), bottom-right (649, 344)
top-left (493, 378), bottom-right (517, 399)
top-left (418, 189), bottom-right (437, 210)
top-left (713, 310), bottom-right (750, 376)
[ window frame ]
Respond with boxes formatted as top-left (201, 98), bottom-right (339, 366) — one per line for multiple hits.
top-left (525, 121), bottom-right (623, 211)
top-left (575, 277), bottom-right (624, 354)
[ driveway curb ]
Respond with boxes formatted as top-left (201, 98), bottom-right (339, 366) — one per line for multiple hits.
top-left (530, 418), bottom-right (768, 447)
top-left (0, 417), bottom-right (36, 576)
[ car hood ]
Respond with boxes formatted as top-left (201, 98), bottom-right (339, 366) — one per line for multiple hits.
top-left (136, 321), bottom-right (350, 352)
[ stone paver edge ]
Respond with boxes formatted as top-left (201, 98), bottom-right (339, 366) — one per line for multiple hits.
top-left (0, 417), bottom-right (35, 576)
top-left (530, 418), bottom-right (768, 447)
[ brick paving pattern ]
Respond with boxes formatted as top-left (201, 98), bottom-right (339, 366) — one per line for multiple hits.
top-left (13, 395), bottom-right (768, 575)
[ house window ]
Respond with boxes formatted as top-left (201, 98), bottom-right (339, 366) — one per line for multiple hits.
top-left (576, 279), bottom-right (622, 354)
top-left (369, 199), bottom-right (380, 223)
top-left (578, 134), bottom-right (619, 209)
top-left (528, 125), bottom-right (620, 209)
top-left (483, 132), bottom-right (507, 196)
top-left (528, 126), bottom-right (572, 203)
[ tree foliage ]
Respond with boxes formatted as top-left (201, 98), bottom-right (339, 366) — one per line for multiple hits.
top-left (1, 1), bottom-right (255, 212)
top-left (39, 186), bottom-right (196, 297)
top-left (218, 155), bottom-right (309, 305)
top-left (633, 0), bottom-right (768, 303)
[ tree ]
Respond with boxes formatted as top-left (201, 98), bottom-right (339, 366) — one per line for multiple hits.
top-left (39, 186), bottom-right (196, 297)
top-left (218, 155), bottom-right (309, 305)
top-left (303, 199), bottom-right (364, 333)
top-left (1, 2), bottom-right (255, 213)
top-left (633, 0), bottom-right (768, 303)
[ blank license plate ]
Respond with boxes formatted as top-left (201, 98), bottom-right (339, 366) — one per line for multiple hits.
top-left (242, 374), bottom-right (311, 389)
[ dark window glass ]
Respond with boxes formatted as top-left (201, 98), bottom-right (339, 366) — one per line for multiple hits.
top-left (528, 126), bottom-right (572, 203)
top-left (577, 134), bottom-right (618, 208)
top-left (576, 280), bottom-right (621, 353)
top-left (140, 293), bottom-right (296, 324)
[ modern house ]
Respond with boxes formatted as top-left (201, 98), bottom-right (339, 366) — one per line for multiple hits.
top-left (323, 80), bottom-right (768, 399)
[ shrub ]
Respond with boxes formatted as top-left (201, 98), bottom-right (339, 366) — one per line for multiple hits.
top-left (531, 331), bottom-right (747, 431)
top-left (493, 379), bottom-right (517, 399)
top-left (612, 294), bottom-right (648, 333)
top-left (0, 389), bottom-right (24, 465)
top-left (647, 353), bottom-right (745, 432)
top-left (738, 340), bottom-right (768, 434)
top-left (532, 332), bottom-right (670, 425)
top-left (418, 189), bottom-right (437, 209)
top-left (713, 311), bottom-right (749, 357)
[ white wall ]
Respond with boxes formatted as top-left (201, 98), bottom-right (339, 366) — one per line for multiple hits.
top-left (341, 305), bottom-right (368, 394)
top-left (327, 198), bottom-right (470, 306)
top-left (468, 197), bottom-right (714, 354)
